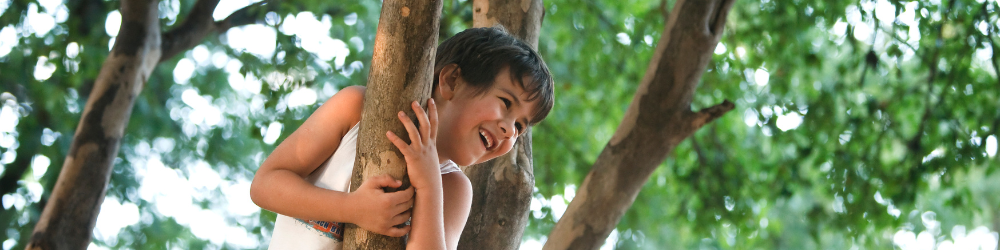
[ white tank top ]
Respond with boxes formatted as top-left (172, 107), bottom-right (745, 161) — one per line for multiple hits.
top-left (267, 123), bottom-right (461, 249)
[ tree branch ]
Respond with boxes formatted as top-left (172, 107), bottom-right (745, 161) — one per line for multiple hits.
top-left (691, 100), bottom-right (735, 130)
top-left (659, 0), bottom-right (670, 19)
top-left (906, 3), bottom-right (949, 157)
top-left (690, 135), bottom-right (709, 166)
top-left (584, 1), bottom-right (619, 35)
top-left (214, 1), bottom-right (273, 33)
top-left (27, 0), bottom-right (162, 247)
top-left (160, 0), bottom-right (221, 62)
top-left (160, 0), bottom-right (277, 62)
top-left (543, 0), bottom-right (736, 248)
top-left (979, 2), bottom-right (999, 162)
top-left (0, 110), bottom-right (46, 204)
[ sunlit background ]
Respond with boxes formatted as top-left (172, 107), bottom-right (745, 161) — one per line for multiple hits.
top-left (1, 0), bottom-right (999, 249)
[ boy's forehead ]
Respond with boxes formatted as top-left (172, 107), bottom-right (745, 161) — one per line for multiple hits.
top-left (493, 73), bottom-right (533, 99)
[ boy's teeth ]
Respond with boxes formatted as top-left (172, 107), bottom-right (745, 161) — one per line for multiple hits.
top-left (480, 130), bottom-right (492, 148)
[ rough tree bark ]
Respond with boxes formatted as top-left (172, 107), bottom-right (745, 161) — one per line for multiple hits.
top-left (25, 0), bottom-right (275, 248)
top-left (26, 0), bottom-right (161, 248)
top-left (543, 0), bottom-right (736, 249)
top-left (457, 0), bottom-right (543, 249)
top-left (342, 0), bottom-right (442, 249)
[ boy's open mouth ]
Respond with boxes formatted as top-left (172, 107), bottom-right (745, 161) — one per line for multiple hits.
top-left (479, 128), bottom-right (495, 151)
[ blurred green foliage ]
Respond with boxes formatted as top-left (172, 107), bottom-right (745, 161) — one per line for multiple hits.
top-left (0, 0), bottom-right (998, 249)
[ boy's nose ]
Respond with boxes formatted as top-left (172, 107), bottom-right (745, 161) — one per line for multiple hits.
top-left (498, 121), bottom-right (515, 139)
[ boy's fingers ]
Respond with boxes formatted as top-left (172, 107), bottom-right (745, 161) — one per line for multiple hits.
top-left (397, 111), bottom-right (421, 145)
top-left (393, 199), bottom-right (414, 214)
top-left (389, 189), bottom-right (414, 209)
top-left (412, 101), bottom-right (430, 141)
top-left (391, 187), bottom-right (415, 206)
top-left (390, 211), bottom-right (411, 226)
top-left (386, 225), bottom-right (410, 237)
top-left (429, 98), bottom-right (438, 139)
top-left (386, 131), bottom-right (411, 155)
top-left (369, 174), bottom-right (401, 189)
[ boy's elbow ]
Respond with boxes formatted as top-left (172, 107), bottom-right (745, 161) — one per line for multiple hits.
top-left (248, 176), bottom-right (267, 207)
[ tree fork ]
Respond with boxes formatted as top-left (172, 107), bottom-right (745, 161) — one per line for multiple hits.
top-left (543, 0), bottom-right (736, 249)
top-left (457, 1), bottom-right (543, 249)
top-left (342, 0), bottom-right (443, 249)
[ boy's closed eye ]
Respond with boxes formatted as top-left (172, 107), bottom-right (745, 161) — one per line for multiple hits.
top-left (499, 97), bottom-right (525, 134)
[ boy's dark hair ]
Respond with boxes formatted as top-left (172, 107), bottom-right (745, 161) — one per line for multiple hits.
top-left (434, 26), bottom-right (554, 125)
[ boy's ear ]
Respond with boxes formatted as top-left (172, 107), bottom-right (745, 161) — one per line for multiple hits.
top-left (438, 63), bottom-right (460, 100)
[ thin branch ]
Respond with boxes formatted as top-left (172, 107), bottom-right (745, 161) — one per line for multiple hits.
top-left (906, 1), bottom-right (950, 156)
top-left (875, 24), bottom-right (919, 53)
top-left (909, 1), bottom-right (991, 162)
top-left (984, 3), bottom-right (1000, 88)
top-left (160, 0), bottom-right (277, 62)
top-left (691, 100), bottom-right (735, 130)
top-left (858, 57), bottom-right (871, 88)
top-left (979, 3), bottom-right (1000, 162)
top-left (215, 1), bottom-right (273, 32)
top-left (707, 0), bottom-right (734, 36)
top-left (690, 135), bottom-right (709, 166)
top-left (583, 0), bottom-right (620, 35)
top-left (160, 0), bottom-right (221, 62)
top-left (0, 85), bottom-right (48, 207)
top-left (660, 0), bottom-right (670, 19)
top-left (0, 123), bottom-right (45, 203)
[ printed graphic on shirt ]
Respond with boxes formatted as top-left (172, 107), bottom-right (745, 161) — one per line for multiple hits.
top-left (296, 218), bottom-right (345, 241)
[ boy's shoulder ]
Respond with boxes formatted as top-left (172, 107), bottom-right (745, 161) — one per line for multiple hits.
top-left (329, 85), bottom-right (366, 106)
top-left (312, 85), bottom-right (366, 131)
top-left (338, 85), bottom-right (366, 100)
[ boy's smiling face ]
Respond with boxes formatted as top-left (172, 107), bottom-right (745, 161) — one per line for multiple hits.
top-left (434, 64), bottom-right (538, 166)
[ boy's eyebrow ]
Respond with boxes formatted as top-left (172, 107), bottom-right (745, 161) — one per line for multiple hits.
top-left (501, 88), bottom-right (534, 125)
top-left (500, 88), bottom-right (523, 106)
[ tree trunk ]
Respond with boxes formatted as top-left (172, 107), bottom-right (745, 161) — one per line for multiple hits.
top-left (342, 0), bottom-right (443, 249)
top-left (24, 0), bottom-right (271, 247)
top-left (25, 0), bottom-right (162, 248)
top-left (457, 0), bottom-right (543, 249)
top-left (543, 0), bottom-right (736, 249)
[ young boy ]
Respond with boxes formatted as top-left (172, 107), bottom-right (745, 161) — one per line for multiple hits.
top-left (250, 26), bottom-right (554, 249)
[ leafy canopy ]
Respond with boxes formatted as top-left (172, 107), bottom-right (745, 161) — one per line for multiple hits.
top-left (0, 0), bottom-right (998, 249)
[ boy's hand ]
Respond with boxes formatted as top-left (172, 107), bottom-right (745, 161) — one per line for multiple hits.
top-left (387, 99), bottom-right (441, 191)
top-left (350, 174), bottom-right (414, 237)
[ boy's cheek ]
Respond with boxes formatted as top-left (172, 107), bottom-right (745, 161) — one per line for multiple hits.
top-left (499, 141), bottom-right (516, 155)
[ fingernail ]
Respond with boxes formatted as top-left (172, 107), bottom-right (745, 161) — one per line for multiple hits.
top-left (398, 111), bottom-right (404, 116)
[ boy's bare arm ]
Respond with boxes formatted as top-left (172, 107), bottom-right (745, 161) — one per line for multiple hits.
top-left (404, 171), bottom-right (471, 250)
top-left (251, 86), bottom-right (364, 221)
top-left (441, 172), bottom-right (472, 249)
top-left (251, 86), bottom-right (412, 237)
top-left (388, 100), bottom-right (456, 249)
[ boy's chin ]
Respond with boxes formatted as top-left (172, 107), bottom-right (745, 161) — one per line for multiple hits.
top-left (452, 156), bottom-right (486, 167)
top-left (455, 151), bottom-right (508, 166)
top-left (456, 158), bottom-right (479, 167)
top-left (468, 155), bottom-right (501, 166)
